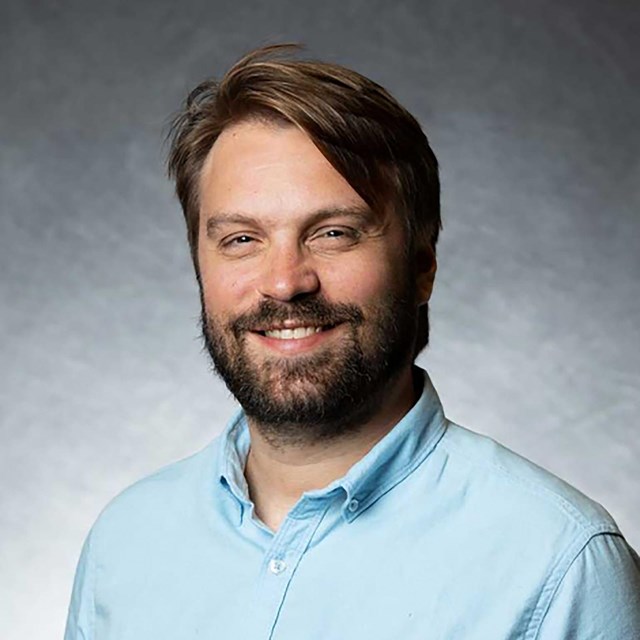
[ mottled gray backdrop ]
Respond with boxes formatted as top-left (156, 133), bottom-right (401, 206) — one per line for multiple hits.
top-left (1, 0), bottom-right (638, 637)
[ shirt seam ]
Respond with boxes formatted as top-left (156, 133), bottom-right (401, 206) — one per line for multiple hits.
top-left (440, 432), bottom-right (615, 531)
top-left (524, 530), bottom-right (625, 639)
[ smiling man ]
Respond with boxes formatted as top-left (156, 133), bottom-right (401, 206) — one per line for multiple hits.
top-left (65, 45), bottom-right (640, 639)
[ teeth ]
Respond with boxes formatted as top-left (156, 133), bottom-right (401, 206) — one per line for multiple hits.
top-left (264, 326), bottom-right (323, 340)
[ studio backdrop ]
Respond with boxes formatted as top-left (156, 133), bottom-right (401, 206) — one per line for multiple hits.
top-left (1, 1), bottom-right (638, 638)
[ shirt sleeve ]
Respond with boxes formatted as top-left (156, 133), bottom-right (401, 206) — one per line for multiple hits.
top-left (535, 533), bottom-right (640, 639)
top-left (64, 528), bottom-right (95, 640)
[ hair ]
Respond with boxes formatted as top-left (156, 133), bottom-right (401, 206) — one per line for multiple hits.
top-left (166, 43), bottom-right (441, 354)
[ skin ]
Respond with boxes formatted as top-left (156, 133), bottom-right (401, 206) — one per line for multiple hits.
top-left (197, 120), bottom-right (436, 531)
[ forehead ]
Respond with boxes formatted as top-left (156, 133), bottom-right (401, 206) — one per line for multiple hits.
top-left (198, 120), bottom-right (369, 221)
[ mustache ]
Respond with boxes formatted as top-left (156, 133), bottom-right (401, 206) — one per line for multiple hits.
top-left (228, 297), bottom-right (365, 337)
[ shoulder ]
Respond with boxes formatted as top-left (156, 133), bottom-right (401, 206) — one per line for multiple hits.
top-left (535, 531), bottom-right (640, 637)
top-left (430, 421), bottom-right (636, 633)
top-left (437, 421), bottom-right (619, 537)
top-left (64, 435), bottom-right (227, 637)
top-left (89, 435), bottom-right (223, 546)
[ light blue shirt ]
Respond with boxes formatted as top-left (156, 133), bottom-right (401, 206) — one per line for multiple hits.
top-left (65, 371), bottom-right (640, 639)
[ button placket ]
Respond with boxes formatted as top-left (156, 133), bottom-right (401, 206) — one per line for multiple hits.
top-left (255, 499), bottom-right (333, 639)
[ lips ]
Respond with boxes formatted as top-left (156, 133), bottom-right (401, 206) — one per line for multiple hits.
top-left (263, 326), bottom-right (324, 340)
top-left (230, 298), bottom-right (363, 345)
top-left (244, 321), bottom-right (339, 355)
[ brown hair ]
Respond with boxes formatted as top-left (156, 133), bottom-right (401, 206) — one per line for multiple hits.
top-left (167, 44), bottom-right (441, 353)
top-left (167, 45), bottom-right (441, 265)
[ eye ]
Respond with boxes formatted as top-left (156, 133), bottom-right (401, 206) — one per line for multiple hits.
top-left (228, 235), bottom-right (254, 244)
top-left (311, 226), bottom-right (361, 248)
top-left (219, 233), bottom-right (259, 257)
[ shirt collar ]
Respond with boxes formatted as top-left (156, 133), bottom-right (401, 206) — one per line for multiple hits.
top-left (218, 367), bottom-right (447, 523)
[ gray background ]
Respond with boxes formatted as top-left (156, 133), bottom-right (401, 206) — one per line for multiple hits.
top-left (1, 0), bottom-right (638, 637)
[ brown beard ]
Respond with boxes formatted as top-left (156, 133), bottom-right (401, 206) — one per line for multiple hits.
top-left (200, 281), bottom-right (420, 447)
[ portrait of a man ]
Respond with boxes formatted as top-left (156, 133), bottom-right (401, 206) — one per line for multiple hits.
top-left (63, 45), bottom-right (640, 639)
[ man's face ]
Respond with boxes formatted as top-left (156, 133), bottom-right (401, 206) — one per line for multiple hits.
top-left (197, 120), bottom-right (422, 445)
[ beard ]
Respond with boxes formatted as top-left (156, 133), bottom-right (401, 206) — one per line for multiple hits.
top-left (200, 278), bottom-right (421, 447)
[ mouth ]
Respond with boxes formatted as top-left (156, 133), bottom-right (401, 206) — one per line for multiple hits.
top-left (248, 322), bottom-right (342, 353)
top-left (251, 322), bottom-right (338, 341)
top-left (255, 325), bottom-right (330, 340)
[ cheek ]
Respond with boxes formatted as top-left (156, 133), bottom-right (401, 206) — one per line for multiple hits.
top-left (324, 256), bottom-right (400, 307)
top-left (199, 260), bottom-right (259, 318)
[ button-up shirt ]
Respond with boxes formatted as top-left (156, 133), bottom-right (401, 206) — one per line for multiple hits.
top-left (65, 370), bottom-right (640, 639)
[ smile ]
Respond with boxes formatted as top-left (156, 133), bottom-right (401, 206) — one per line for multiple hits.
top-left (249, 323), bottom-right (341, 354)
top-left (263, 326), bottom-right (324, 340)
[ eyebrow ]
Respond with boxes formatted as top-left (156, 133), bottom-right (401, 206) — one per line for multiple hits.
top-left (204, 205), bottom-right (376, 236)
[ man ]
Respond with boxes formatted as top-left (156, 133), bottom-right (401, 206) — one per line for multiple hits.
top-left (65, 45), bottom-right (640, 639)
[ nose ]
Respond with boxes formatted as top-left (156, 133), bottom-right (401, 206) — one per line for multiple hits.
top-left (257, 244), bottom-right (320, 302)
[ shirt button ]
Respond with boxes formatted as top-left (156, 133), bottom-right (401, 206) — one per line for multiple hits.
top-left (269, 558), bottom-right (287, 575)
top-left (347, 499), bottom-right (359, 513)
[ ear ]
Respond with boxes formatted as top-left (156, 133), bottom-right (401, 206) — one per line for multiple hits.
top-left (415, 246), bottom-right (437, 306)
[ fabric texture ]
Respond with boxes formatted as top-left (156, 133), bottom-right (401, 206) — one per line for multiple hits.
top-left (65, 370), bottom-right (640, 639)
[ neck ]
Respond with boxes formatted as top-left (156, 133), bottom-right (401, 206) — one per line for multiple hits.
top-left (244, 366), bottom-right (419, 531)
